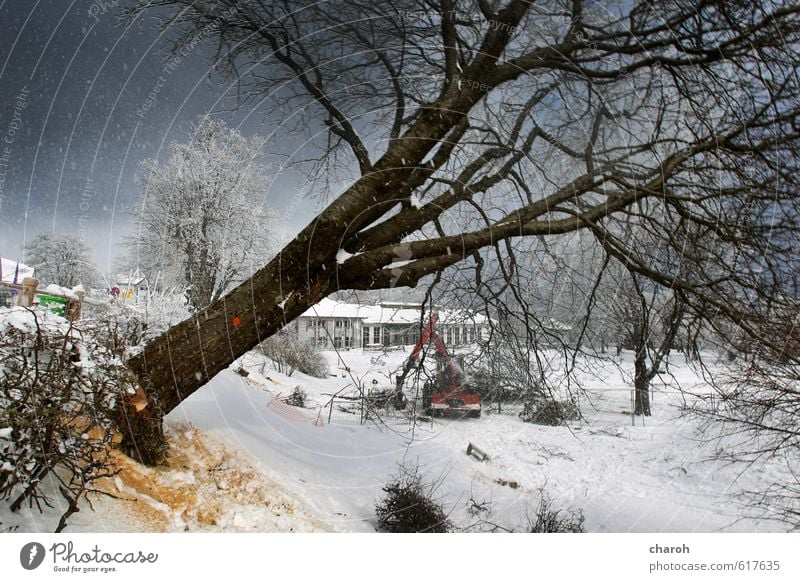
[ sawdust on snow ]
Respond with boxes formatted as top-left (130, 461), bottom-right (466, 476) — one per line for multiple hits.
top-left (94, 425), bottom-right (331, 532)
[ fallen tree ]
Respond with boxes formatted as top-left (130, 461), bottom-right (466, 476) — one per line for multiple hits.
top-left (120, 0), bottom-right (800, 465)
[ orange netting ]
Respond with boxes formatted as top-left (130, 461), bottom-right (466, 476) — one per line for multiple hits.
top-left (267, 396), bottom-right (326, 427)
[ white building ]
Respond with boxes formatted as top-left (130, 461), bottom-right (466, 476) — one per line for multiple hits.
top-left (293, 298), bottom-right (489, 350)
top-left (113, 270), bottom-right (148, 300)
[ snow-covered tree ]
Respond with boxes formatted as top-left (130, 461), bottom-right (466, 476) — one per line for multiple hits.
top-left (128, 118), bottom-right (275, 310)
top-left (25, 233), bottom-right (97, 288)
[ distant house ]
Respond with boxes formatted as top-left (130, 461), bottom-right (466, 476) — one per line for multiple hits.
top-left (293, 298), bottom-right (489, 350)
top-left (114, 270), bottom-right (147, 300)
top-left (542, 317), bottom-right (573, 345)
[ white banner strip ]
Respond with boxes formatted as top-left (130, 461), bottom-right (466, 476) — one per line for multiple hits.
top-left (1, 533), bottom-right (798, 581)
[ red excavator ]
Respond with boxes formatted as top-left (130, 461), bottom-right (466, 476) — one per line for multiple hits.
top-left (393, 312), bottom-right (481, 418)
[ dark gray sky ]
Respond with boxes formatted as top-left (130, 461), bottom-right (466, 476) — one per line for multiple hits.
top-left (0, 0), bottom-right (318, 275)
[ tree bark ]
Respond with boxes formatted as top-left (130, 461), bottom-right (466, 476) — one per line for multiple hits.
top-left (633, 346), bottom-right (651, 417)
top-left (120, 241), bottom-right (330, 464)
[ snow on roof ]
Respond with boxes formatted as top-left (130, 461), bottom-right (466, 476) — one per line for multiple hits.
top-left (544, 318), bottom-right (572, 331)
top-left (437, 309), bottom-right (488, 325)
top-left (299, 298), bottom-right (487, 326)
top-left (116, 269), bottom-right (146, 287)
top-left (363, 306), bottom-right (422, 325)
top-left (299, 297), bottom-right (369, 319)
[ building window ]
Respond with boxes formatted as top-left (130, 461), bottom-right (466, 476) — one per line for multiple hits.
top-left (373, 327), bottom-right (380, 344)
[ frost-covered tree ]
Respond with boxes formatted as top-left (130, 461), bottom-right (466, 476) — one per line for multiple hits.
top-left (259, 329), bottom-right (329, 378)
top-left (25, 233), bottom-right (96, 288)
top-left (128, 118), bottom-right (275, 310)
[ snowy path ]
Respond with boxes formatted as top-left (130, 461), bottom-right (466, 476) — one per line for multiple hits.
top-left (167, 372), bottom-right (428, 531)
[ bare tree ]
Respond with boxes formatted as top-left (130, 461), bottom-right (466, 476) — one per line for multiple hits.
top-left (694, 305), bottom-right (800, 529)
top-left (259, 329), bottom-right (329, 378)
top-left (128, 117), bottom-right (275, 310)
top-left (117, 0), bottom-right (800, 464)
top-left (603, 263), bottom-right (685, 416)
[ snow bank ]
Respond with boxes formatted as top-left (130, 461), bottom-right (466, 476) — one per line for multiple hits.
top-left (0, 305), bottom-right (68, 334)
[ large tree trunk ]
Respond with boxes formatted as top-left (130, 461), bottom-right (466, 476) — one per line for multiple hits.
top-left (119, 236), bottom-right (337, 464)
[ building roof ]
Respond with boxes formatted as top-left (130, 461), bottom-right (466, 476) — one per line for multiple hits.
top-left (116, 269), bottom-right (146, 287)
top-left (544, 318), bottom-right (572, 331)
top-left (299, 298), bottom-right (488, 326)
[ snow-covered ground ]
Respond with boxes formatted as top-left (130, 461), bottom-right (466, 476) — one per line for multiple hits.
top-left (3, 347), bottom-right (792, 533)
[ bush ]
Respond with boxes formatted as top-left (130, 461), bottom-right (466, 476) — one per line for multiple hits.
top-left (260, 330), bottom-right (329, 378)
top-left (89, 286), bottom-right (191, 348)
top-left (468, 367), bottom-right (518, 403)
top-left (376, 466), bottom-right (451, 533)
top-left (520, 398), bottom-right (580, 426)
top-left (284, 386), bottom-right (307, 408)
top-left (529, 493), bottom-right (585, 533)
top-left (0, 307), bottom-right (134, 532)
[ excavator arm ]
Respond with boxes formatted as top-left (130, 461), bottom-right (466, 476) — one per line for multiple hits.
top-left (394, 313), bottom-right (439, 392)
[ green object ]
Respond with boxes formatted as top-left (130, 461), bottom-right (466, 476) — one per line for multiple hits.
top-left (37, 293), bottom-right (68, 316)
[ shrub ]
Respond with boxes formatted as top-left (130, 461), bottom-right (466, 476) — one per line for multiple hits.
top-left (529, 493), bottom-right (585, 533)
top-left (89, 286), bottom-right (191, 348)
top-left (376, 466), bottom-right (451, 533)
top-left (520, 398), bottom-right (580, 426)
top-left (0, 307), bottom-right (134, 532)
top-left (284, 386), bottom-right (307, 408)
top-left (260, 330), bottom-right (329, 378)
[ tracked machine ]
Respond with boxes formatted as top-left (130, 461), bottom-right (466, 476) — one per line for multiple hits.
top-left (393, 313), bottom-right (481, 418)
